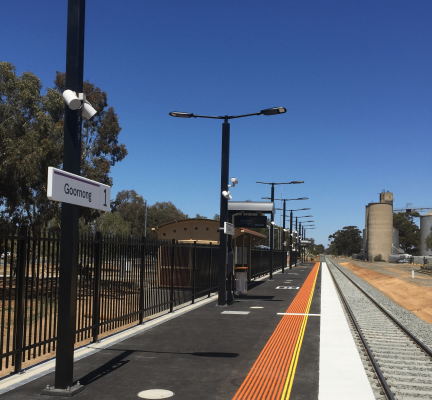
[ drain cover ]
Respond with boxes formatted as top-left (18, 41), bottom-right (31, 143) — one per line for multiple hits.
top-left (137, 389), bottom-right (174, 399)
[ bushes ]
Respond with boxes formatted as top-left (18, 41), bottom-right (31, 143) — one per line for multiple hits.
top-left (374, 254), bottom-right (383, 262)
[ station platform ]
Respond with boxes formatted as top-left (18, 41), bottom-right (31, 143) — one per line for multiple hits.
top-left (0, 262), bottom-right (374, 399)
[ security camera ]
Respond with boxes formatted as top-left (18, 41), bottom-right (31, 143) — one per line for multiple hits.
top-left (222, 190), bottom-right (232, 200)
top-left (62, 90), bottom-right (81, 110)
top-left (228, 177), bottom-right (238, 188)
top-left (82, 100), bottom-right (97, 120)
top-left (62, 90), bottom-right (97, 120)
top-left (271, 221), bottom-right (276, 226)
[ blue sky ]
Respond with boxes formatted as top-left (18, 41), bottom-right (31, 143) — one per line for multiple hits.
top-left (2, 0), bottom-right (431, 246)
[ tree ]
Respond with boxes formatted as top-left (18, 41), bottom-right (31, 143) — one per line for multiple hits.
top-left (425, 226), bottom-right (432, 252)
top-left (315, 244), bottom-right (325, 254)
top-left (94, 211), bottom-right (130, 236)
top-left (393, 211), bottom-right (420, 254)
top-left (306, 239), bottom-right (325, 257)
top-left (328, 226), bottom-right (362, 256)
top-left (112, 191), bottom-right (189, 238)
top-left (112, 190), bottom-right (147, 236)
top-left (1, 62), bottom-right (64, 230)
top-left (0, 63), bottom-right (127, 230)
top-left (147, 202), bottom-right (188, 237)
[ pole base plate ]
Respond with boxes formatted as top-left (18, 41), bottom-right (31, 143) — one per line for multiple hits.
top-left (41, 383), bottom-right (85, 397)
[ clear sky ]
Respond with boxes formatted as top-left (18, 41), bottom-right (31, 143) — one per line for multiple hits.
top-left (2, 0), bottom-right (431, 247)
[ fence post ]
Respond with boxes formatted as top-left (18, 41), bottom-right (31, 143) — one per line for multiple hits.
top-left (14, 225), bottom-right (28, 374)
top-left (92, 232), bottom-right (102, 342)
top-left (192, 241), bottom-right (196, 304)
top-left (170, 239), bottom-right (175, 313)
top-left (139, 236), bottom-right (146, 324)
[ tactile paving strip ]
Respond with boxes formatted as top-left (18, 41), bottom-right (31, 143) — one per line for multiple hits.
top-left (232, 263), bottom-right (320, 400)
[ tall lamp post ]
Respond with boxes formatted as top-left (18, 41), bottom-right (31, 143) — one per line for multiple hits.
top-left (257, 181), bottom-right (304, 280)
top-left (285, 208), bottom-right (310, 270)
top-left (49, 0), bottom-right (87, 396)
top-left (135, 194), bottom-right (148, 237)
top-left (303, 226), bottom-right (316, 261)
top-left (272, 197), bottom-right (308, 272)
top-left (170, 107), bottom-right (286, 305)
top-left (298, 221), bottom-right (314, 262)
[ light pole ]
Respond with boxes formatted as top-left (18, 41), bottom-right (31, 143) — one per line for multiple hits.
top-left (52, 0), bottom-right (86, 395)
top-left (272, 197), bottom-right (308, 273)
top-left (303, 226), bottom-right (316, 261)
top-left (170, 107), bottom-right (286, 305)
top-left (257, 181), bottom-right (303, 280)
top-left (135, 194), bottom-right (148, 237)
top-left (298, 222), bottom-right (314, 262)
top-left (285, 208), bottom-right (311, 269)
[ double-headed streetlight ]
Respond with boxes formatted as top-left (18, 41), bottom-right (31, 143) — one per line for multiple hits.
top-left (286, 209), bottom-right (311, 268)
top-left (271, 197), bottom-right (308, 272)
top-left (170, 107), bottom-right (286, 306)
top-left (298, 220), bottom-right (314, 262)
top-left (257, 181), bottom-right (304, 280)
top-left (135, 194), bottom-right (148, 237)
top-left (302, 226), bottom-right (315, 261)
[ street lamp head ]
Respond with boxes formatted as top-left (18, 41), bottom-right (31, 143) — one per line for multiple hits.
top-left (260, 107), bottom-right (287, 116)
top-left (169, 111), bottom-right (194, 118)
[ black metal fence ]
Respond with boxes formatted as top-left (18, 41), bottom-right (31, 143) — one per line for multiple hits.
top-left (1, 228), bottom-right (282, 375)
top-left (250, 248), bottom-right (285, 278)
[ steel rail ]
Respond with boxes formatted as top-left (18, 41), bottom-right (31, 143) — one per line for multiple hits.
top-left (326, 260), bottom-right (395, 400)
top-left (326, 257), bottom-right (432, 358)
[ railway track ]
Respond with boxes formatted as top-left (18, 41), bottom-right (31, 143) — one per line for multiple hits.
top-left (325, 257), bottom-right (432, 400)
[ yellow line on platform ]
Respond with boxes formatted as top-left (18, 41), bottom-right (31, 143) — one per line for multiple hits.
top-left (280, 263), bottom-right (320, 400)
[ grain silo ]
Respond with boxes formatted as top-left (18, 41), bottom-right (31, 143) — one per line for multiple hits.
top-left (420, 211), bottom-right (432, 256)
top-left (365, 191), bottom-right (393, 261)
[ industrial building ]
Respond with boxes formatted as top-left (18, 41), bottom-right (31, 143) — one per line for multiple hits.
top-left (363, 191), bottom-right (395, 261)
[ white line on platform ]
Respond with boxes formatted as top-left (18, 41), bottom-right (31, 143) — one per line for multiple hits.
top-left (277, 313), bottom-right (321, 316)
top-left (222, 311), bottom-right (250, 315)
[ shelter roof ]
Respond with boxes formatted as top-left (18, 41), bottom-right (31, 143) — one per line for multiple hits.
top-left (228, 201), bottom-right (274, 214)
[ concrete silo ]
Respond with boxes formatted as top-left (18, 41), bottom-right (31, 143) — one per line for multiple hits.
top-left (364, 191), bottom-right (393, 261)
top-left (420, 211), bottom-right (432, 256)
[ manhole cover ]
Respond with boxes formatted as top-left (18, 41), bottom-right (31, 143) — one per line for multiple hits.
top-left (137, 389), bottom-right (174, 399)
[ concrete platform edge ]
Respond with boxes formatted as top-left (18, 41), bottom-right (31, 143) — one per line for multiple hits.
top-left (318, 261), bottom-right (375, 399)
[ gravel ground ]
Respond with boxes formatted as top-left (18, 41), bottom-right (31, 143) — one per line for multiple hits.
top-left (333, 256), bottom-right (432, 289)
top-left (326, 257), bottom-right (432, 351)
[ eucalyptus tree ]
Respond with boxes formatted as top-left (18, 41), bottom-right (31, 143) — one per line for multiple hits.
top-left (0, 63), bottom-right (127, 230)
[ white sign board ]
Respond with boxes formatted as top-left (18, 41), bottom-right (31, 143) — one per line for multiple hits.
top-left (47, 167), bottom-right (110, 212)
top-left (224, 222), bottom-right (235, 236)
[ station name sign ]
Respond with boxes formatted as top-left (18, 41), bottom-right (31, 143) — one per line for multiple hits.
top-left (234, 215), bottom-right (267, 228)
top-left (47, 167), bottom-right (111, 212)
